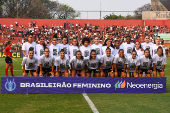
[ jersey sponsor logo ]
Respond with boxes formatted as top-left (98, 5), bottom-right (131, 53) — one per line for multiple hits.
top-left (91, 63), bottom-right (96, 68)
top-left (127, 47), bottom-right (132, 54)
top-left (130, 63), bottom-right (136, 69)
top-left (157, 61), bottom-right (162, 66)
top-left (84, 50), bottom-right (89, 57)
top-left (154, 49), bottom-right (157, 54)
top-left (63, 47), bottom-right (67, 54)
top-left (143, 62), bottom-right (148, 67)
top-left (117, 61), bottom-right (123, 66)
top-left (76, 63), bottom-right (82, 68)
top-left (146, 46), bottom-right (150, 50)
top-left (44, 62), bottom-right (49, 67)
top-left (40, 49), bottom-right (44, 56)
top-left (95, 48), bottom-right (100, 55)
top-left (73, 49), bottom-right (77, 56)
top-left (106, 61), bottom-right (111, 67)
top-left (28, 63), bottom-right (34, 67)
top-left (53, 49), bottom-right (57, 55)
top-left (60, 63), bottom-right (65, 69)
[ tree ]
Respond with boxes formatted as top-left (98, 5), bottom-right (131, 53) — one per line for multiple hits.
top-left (103, 13), bottom-right (125, 19)
top-left (134, 3), bottom-right (151, 19)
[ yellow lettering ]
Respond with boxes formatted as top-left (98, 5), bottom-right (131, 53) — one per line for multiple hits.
top-left (12, 52), bottom-right (16, 58)
top-left (2, 53), bottom-right (6, 57)
top-left (17, 52), bottom-right (20, 57)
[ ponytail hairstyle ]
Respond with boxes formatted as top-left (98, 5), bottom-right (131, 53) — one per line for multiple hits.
top-left (90, 49), bottom-right (96, 60)
top-left (119, 49), bottom-right (126, 63)
top-left (76, 50), bottom-right (84, 60)
top-left (6, 41), bottom-right (11, 47)
top-left (62, 37), bottom-right (68, 44)
top-left (44, 47), bottom-right (49, 52)
top-left (144, 48), bottom-right (152, 59)
top-left (157, 46), bottom-right (164, 57)
top-left (72, 37), bottom-right (79, 47)
top-left (135, 41), bottom-right (142, 49)
top-left (39, 37), bottom-right (46, 50)
top-left (114, 40), bottom-right (120, 49)
top-left (29, 47), bottom-right (34, 52)
top-left (103, 38), bottom-right (114, 49)
top-left (106, 47), bottom-right (111, 51)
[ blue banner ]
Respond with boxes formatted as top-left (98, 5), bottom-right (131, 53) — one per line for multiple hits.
top-left (1, 77), bottom-right (166, 93)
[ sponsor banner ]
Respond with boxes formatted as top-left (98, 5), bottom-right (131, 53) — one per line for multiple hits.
top-left (0, 52), bottom-right (22, 58)
top-left (142, 11), bottom-right (170, 20)
top-left (158, 33), bottom-right (170, 40)
top-left (1, 77), bottom-right (166, 93)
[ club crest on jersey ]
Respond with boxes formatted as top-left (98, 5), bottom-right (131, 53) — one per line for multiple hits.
top-left (5, 79), bottom-right (16, 91)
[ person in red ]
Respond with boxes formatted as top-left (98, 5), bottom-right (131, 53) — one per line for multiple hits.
top-left (3, 41), bottom-right (14, 76)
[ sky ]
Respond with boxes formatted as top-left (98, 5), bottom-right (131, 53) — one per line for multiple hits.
top-left (56, 0), bottom-right (151, 19)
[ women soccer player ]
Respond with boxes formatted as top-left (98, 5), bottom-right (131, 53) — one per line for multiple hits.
top-left (102, 39), bottom-right (114, 56)
top-left (153, 46), bottom-right (166, 77)
top-left (69, 37), bottom-right (79, 59)
top-left (91, 37), bottom-right (102, 59)
top-left (3, 41), bottom-right (14, 76)
top-left (60, 37), bottom-right (70, 58)
top-left (100, 47), bottom-right (114, 77)
top-left (22, 47), bottom-right (38, 77)
top-left (36, 37), bottom-right (46, 59)
top-left (113, 40), bottom-right (123, 56)
top-left (70, 51), bottom-right (86, 77)
top-left (114, 49), bottom-right (128, 77)
top-left (80, 37), bottom-right (91, 59)
top-left (38, 48), bottom-right (55, 77)
top-left (134, 41), bottom-right (144, 57)
top-left (122, 36), bottom-right (135, 57)
top-left (86, 50), bottom-right (101, 77)
top-left (49, 37), bottom-right (60, 59)
top-left (139, 49), bottom-right (153, 77)
top-left (141, 36), bottom-right (153, 56)
top-left (127, 50), bottom-right (140, 77)
top-left (55, 49), bottom-right (69, 77)
top-left (152, 36), bottom-right (165, 56)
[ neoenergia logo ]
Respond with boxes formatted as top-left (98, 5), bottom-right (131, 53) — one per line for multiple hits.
top-left (115, 80), bottom-right (126, 90)
top-left (5, 79), bottom-right (16, 91)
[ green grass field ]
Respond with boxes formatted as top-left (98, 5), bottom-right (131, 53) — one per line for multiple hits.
top-left (0, 58), bottom-right (170, 113)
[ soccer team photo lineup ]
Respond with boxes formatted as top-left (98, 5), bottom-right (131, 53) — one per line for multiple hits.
top-left (3, 31), bottom-right (167, 78)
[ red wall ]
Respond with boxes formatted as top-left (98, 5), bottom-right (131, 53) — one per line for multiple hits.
top-left (1, 18), bottom-right (170, 28)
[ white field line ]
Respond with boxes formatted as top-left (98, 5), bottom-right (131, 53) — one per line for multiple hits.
top-left (82, 93), bottom-right (99, 113)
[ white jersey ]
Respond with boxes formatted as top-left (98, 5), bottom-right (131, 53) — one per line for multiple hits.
top-left (60, 44), bottom-right (70, 58)
top-left (141, 42), bottom-right (153, 56)
top-left (113, 46), bottom-right (123, 56)
top-left (139, 55), bottom-right (153, 70)
top-left (22, 42), bottom-right (36, 55)
top-left (22, 56), bottom-right (38, 70)
top-left (55, 56), bottom-right (69, 72)
top-left (152, 44), bottom-right (166, 56)
top-left (70, 56), bottom-right (86, 70)
top-left (36, 44), bottom-right (44, 59)
top-left (48, 44), bottom-right (60, 59)
top-left (80, 45), bottom-right (91, 59)
top-left (135, 48), bottom-right (144, 58)
top-left (38, 55), bottom-right (55, 68)
top-left (122, 43), bottom-right (135, 57)
top-left (86, 56), bottom-right (101, 70)
top-left (127, 56), bottom-right (140, 72)
top-left (113, 55), bottom-right (128, 69)
top-left (101, 54), bottom-right (114, 69)
top-left (102, 46), bottom-right (114, 55)
top-left (91, 44), bottom-right (103, 59)
top-left (69, 45), bottom-right (79, 59)
top-left (153, 54), bottom-right (167, 70)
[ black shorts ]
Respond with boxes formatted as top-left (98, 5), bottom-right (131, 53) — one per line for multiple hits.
top-left (156, 69), bottom-right (163, 72)
top-left (86, 69), bottom-right (100, 73)
top-left (103, 68), bottom-right (113, 72)
top-left (76, 70), bottom-right (83, 74)
top-left (42, 67), bottom-right (51, 73)
top-left (5, 57), bottom-right (13, 63)
top-left (117, 69), bottom-right (124, 72)
top-left (140, 69), bottom-right (150, 74)
top-left (54, 66), bottom-right (56, 71)
top-left (25, 70), bottom-right (36, 73)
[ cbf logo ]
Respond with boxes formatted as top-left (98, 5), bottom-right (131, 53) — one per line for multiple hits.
top-left (5, 79), bottom-right (16, 91)
top-left (115, 80), bottom-right (126, 90)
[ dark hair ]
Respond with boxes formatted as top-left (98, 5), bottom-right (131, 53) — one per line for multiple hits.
top-left (134, 41), bottom-right (142, 49)
top-left (126, 35), bottom-right (131, 39)
top-left (103, 38), bottom-right (114, 49)
top-left (131, 50), bottom-right (137, 54)
top-left (119, 49), bottom-right (126, 62)
top-left (72, 37), bottom-right (79, 47)
top-left (90, 49), bottom-right (96, 60)
top-left (76, 50), bottom-right (84, 60)
top-left (106, 47), bottom-right (111, 51)
top-left (157, 46), bottom-right (164, 56)
top-left (60, 49), bottom-right (65, 53)
top-left (144, 48), bottom-right (152, 59)
top-left (82, 37), bottom-right (90, 45)
top-left (53, 34), bottom-right (57, 38)
top-left (44, 47), bottom-right (49, 51)
top-left (62, 37), bottom-right (68, 44)
top-left (6, 41), bottom-right (11, 46)
top-left (39, 37), bottom-right (46, 50)
top-left (29, 47), bottom-right (34, 52)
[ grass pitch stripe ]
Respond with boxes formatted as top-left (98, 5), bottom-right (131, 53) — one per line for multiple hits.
top-left (82, 93), bottom-right (99, 113)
